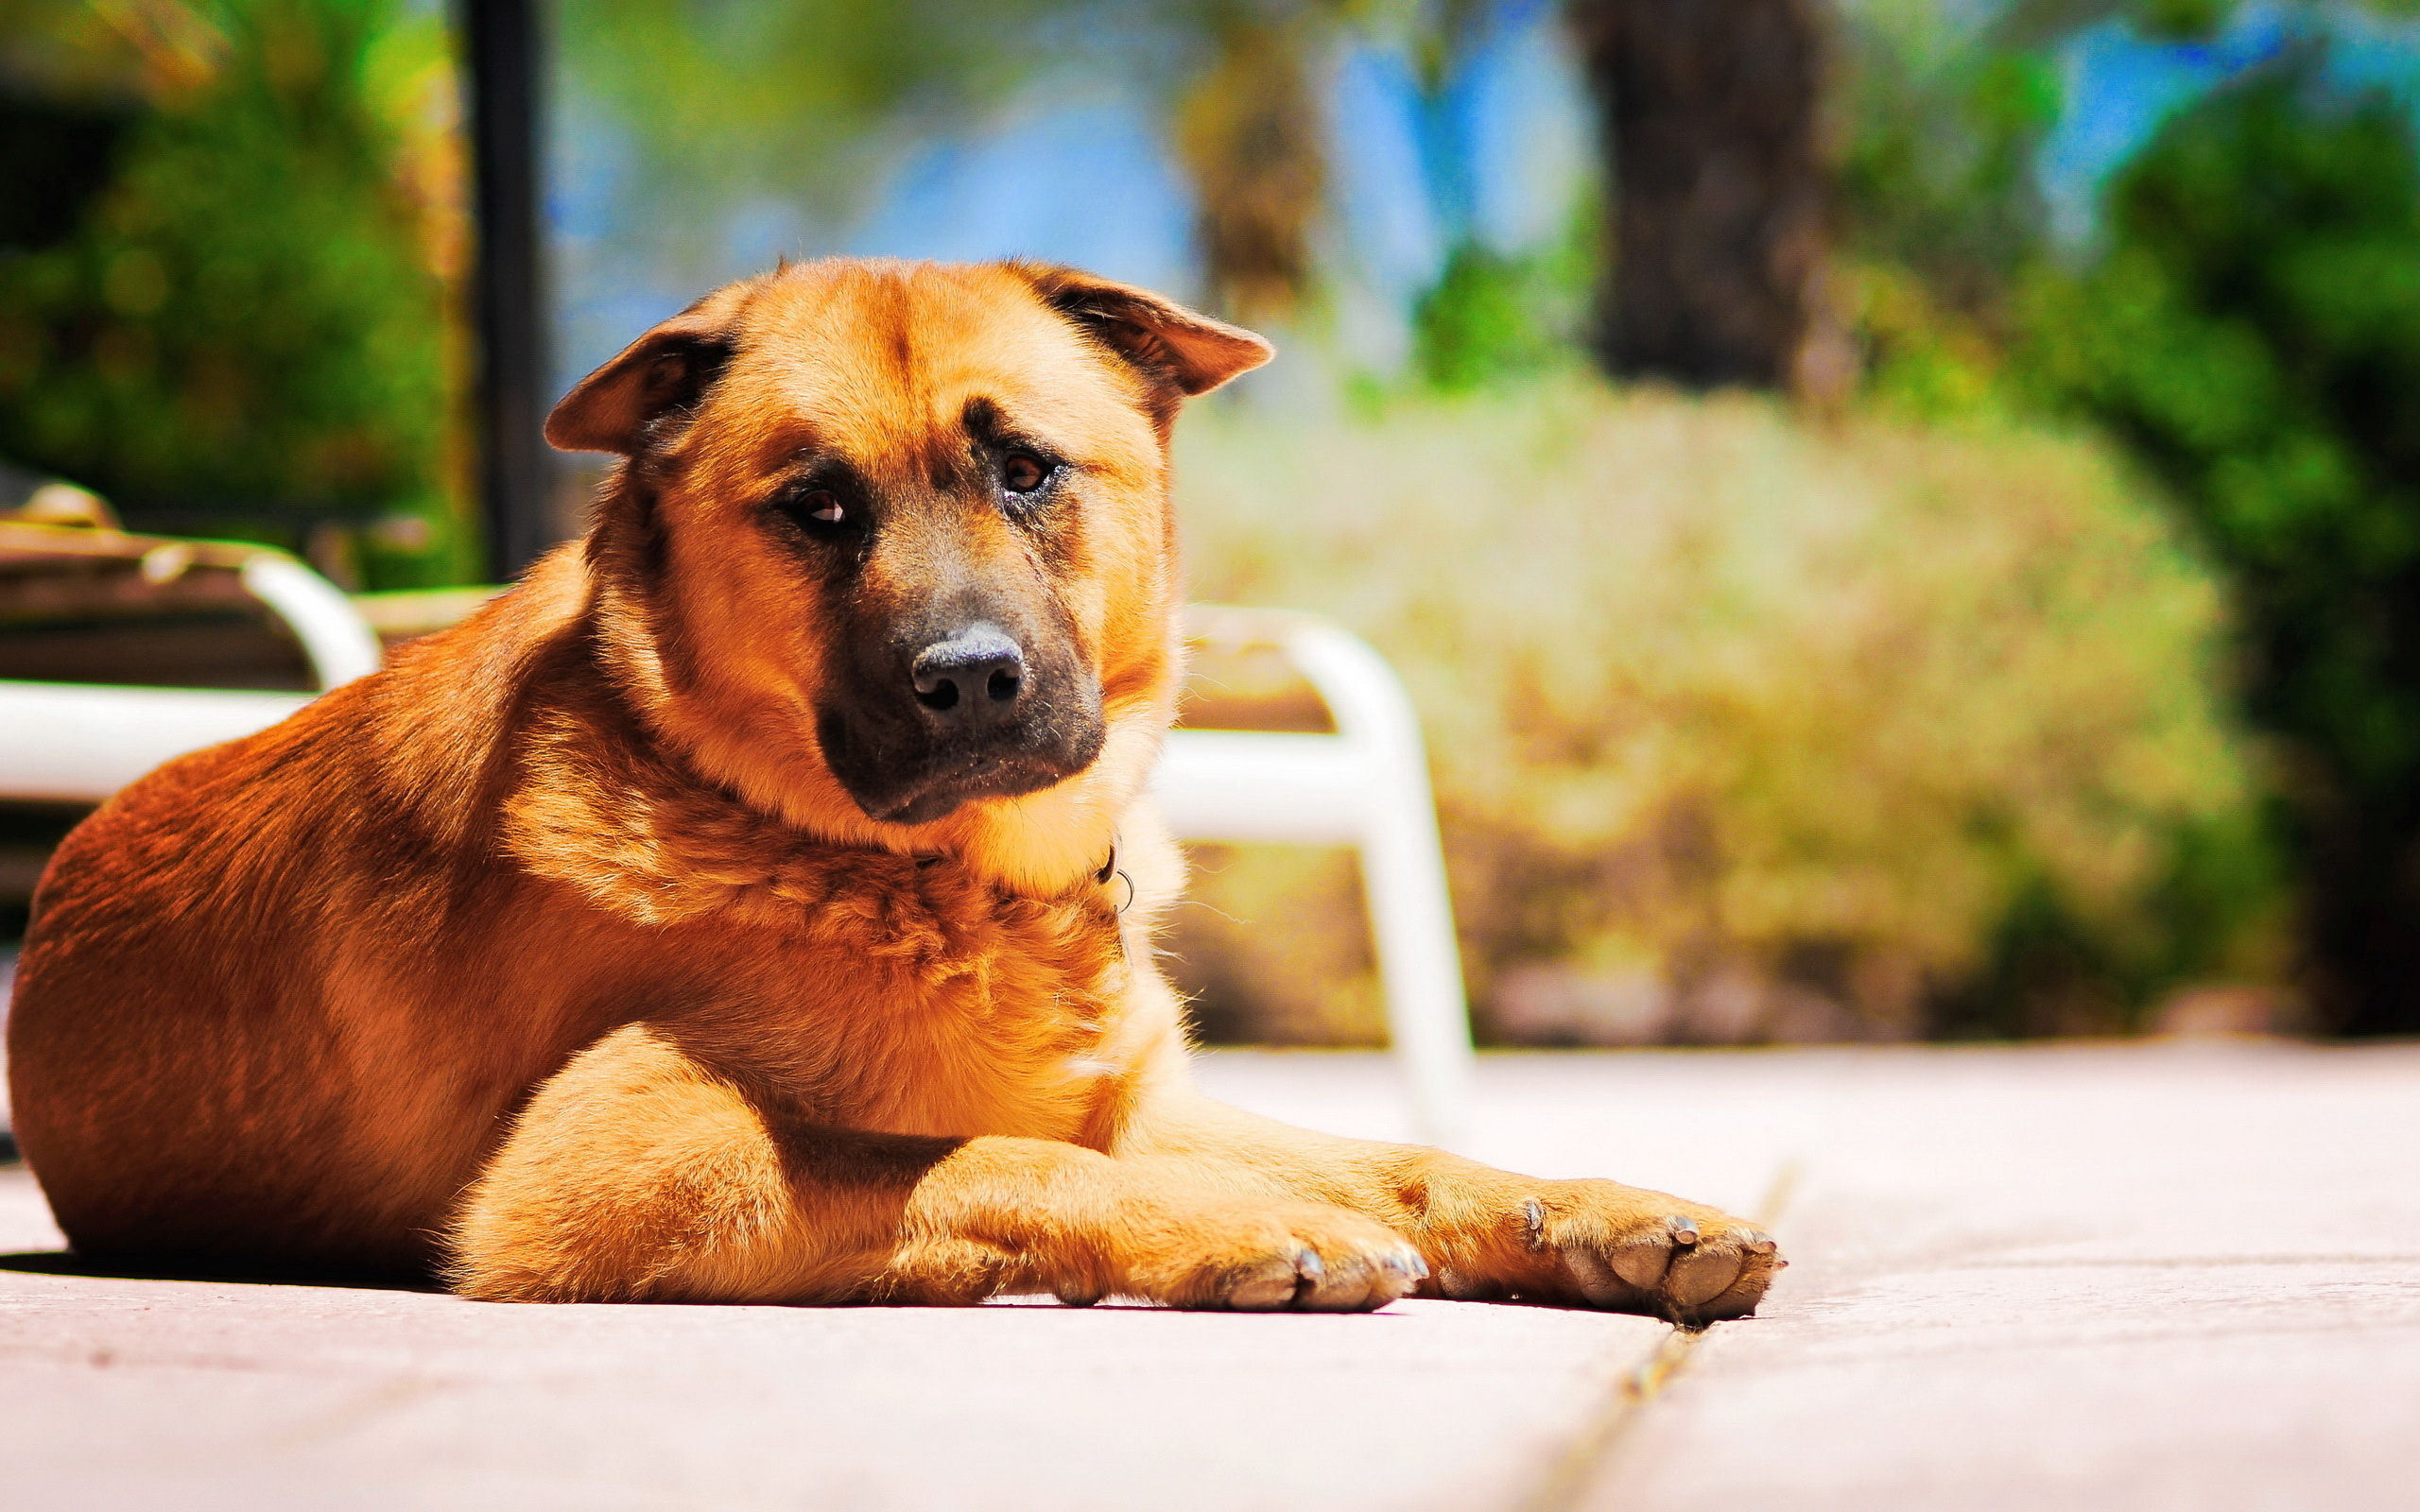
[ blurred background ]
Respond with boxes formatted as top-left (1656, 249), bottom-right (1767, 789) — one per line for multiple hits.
top-left (6, 0), bottom-right (2420, 1049)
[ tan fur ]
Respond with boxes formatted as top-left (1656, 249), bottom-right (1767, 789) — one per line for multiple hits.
top-left (7, 259), bottom-right (1780, 1317)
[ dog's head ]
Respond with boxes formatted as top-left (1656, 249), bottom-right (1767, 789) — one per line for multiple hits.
top-left (545, 259), bottom-right (1270, 884)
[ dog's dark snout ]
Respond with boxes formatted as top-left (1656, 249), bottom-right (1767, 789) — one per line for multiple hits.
top-left (911, 624), bottom-right (1026, 723)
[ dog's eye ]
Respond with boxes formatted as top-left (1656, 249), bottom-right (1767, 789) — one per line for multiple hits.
top-left (800, 490), bottom-right (845, 525)
top-left (1001, 453), bottom-right (1051, 495)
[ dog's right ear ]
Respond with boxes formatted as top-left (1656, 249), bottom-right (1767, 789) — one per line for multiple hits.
top-left (544, 306), bottom-right (738, 455)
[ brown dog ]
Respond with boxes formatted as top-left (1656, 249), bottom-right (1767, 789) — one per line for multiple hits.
top-left (9, 259), bottom-right (1780, 1316)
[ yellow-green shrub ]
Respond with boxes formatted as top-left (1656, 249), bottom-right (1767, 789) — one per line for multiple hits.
top-left (1168, 375), bottom-right (2279, 1043)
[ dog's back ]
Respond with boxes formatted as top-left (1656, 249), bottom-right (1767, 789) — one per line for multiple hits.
top-left (7, 555), bottom-right (612, 1275)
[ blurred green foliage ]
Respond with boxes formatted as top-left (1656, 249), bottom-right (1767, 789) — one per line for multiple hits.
top-left (2021, 53), bottom-right (2420, 1031)
top-left (1176, 379), bottom-right (2271, 1043)
top-left (0, 0), bottom-right (470, 585)
top-left (1409, 216), bottom-right (1594, 393)
top-left (1818, 5), bottom-right (2420, 1033)
top-left (1356, 1), bottom-right (2362, 1039)
top-left (1837, 7), bottom-right (2059, 344)
top-left (1829, 2), bottom-right (2064, 422)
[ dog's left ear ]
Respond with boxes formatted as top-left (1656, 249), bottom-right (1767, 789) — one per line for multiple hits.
top-left (1020, 266), bottom-right (1273, 400)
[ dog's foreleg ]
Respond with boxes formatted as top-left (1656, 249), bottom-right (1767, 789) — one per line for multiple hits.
top-left (1115, 1089), bottom-right (1782, 1321)
top-left (447, 1023), bottom-right (1426, 1309)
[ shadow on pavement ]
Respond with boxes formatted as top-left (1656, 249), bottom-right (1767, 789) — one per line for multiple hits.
top-left (0, 1248), bottom-right (443, 1292)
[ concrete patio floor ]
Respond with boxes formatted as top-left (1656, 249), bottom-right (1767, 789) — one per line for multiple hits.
top-left (1, 1041), bottom-right (2414, 1511)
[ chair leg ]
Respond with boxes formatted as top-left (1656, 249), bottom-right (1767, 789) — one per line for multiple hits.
top-left (1287, 621), bottom-right (1476, 1149)
top-left (1357, 775), bottom-right (1475, 1150)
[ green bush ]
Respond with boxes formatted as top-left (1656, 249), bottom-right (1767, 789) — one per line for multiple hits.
top-left (0, 0), bottom-right (470, 585)
top-left (1409, 224), bottom-right (1595, 396)
top-left (2021, 49), bottom-right (2420, 1033)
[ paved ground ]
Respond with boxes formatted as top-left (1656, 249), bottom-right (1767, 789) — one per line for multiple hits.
top-left (0, 1041), bottom-right (2413, 1511)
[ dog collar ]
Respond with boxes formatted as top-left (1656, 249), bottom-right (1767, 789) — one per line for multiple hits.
top-left (1094, 837), bottom-right (1132, 915)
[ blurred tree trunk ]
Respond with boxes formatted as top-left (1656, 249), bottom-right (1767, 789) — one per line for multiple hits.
top-left (1566, 0), bottom-right (1846, 396)
top-left (1174, 8), bottom-right (1327, 324)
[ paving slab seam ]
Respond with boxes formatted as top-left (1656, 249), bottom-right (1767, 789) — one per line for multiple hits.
top-left (1514, 1161), bottom-right (1802, 1512)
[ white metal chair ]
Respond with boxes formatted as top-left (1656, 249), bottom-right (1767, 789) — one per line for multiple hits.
top-left (1, 583), bottom-right (1476, 1145)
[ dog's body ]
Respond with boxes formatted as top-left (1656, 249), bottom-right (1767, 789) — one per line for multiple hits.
top-left (9, 260), bottom-right (1779, 1315)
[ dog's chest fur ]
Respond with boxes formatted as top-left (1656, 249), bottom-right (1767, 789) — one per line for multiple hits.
top-left (503, 706), bottom-right (1137, 1143)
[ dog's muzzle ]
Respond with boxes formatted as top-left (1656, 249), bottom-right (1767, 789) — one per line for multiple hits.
top-left (817, 617), bottom-right (1105, 825)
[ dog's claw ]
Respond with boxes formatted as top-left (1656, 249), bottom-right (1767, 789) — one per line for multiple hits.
top-left (1520, 1197), bottom-right (1547, 1249)
top-left (1667, 1214), bottom-right (1701, 1246)
top-left (1287, 1243), bottom-right (1327, 1307)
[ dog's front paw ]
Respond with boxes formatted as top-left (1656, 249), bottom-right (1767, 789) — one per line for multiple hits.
top-left (1426, 1181), bottom-right (1783, 1324)
top-left (1121, 1199), bottom-right (1430, 1313)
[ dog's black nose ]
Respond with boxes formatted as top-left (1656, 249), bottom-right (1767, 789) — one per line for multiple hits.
top-left (911, 625), bottom-right (1026, 725)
